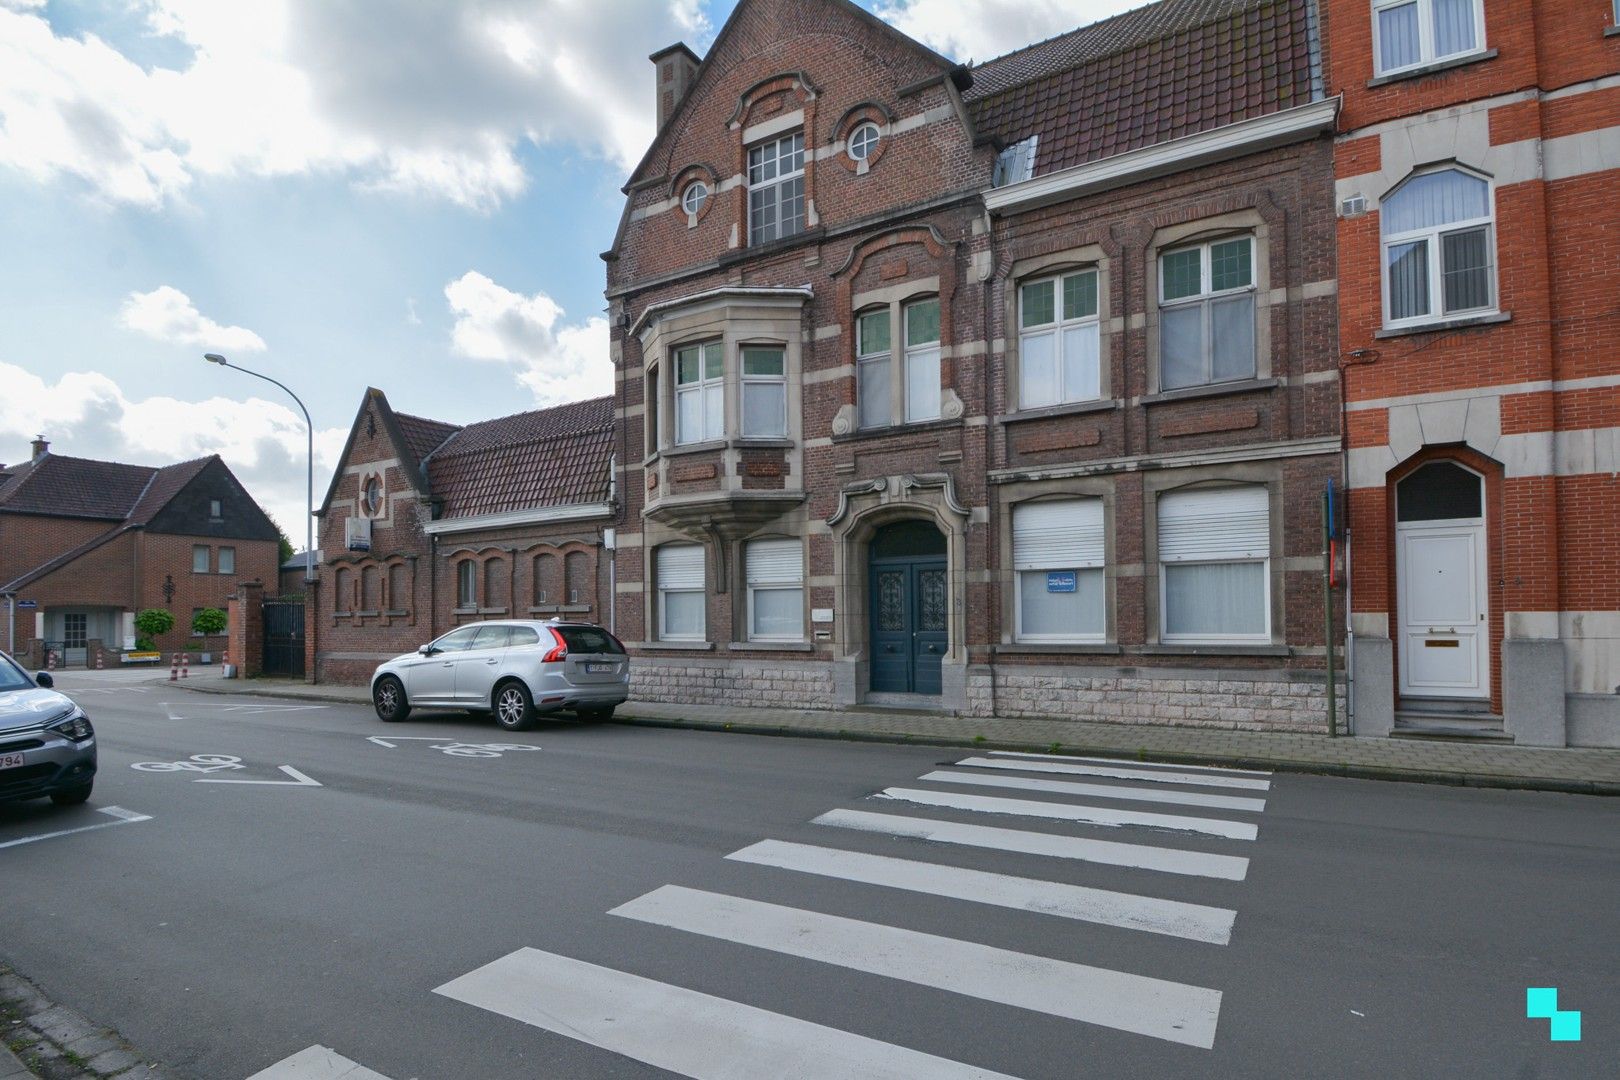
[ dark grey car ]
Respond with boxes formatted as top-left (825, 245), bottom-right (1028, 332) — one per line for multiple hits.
top-left (0, 650), bottom-right (96, 805)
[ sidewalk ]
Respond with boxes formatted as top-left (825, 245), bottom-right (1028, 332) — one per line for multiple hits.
top-left (170, 674), bottom-right (1620, 794)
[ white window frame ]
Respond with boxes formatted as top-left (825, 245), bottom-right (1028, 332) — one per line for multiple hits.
top-left (1012, 498), bottom-right (1106, 644)
top-left (218, 546), bottom-right (235, 575)
top-left (1018, 270), bottom-right (1101, 409)
top-left (674, 340), bottom-right (724, 445)
top-left (192, 545), bottom-right (209, 573)
top-left (1157, 486), bottom-right (1272, 645)
top-left (1371, 0), bottom-right (1486, 77)
top-left (681, 181), bottom-right (708, 216)
top-left (847, 122), bottom-right (880, 162)
top-left (456, 560), bottom-right (476, 608)
top-left (1380, 168), bottom-right (1497, 329)
top-left (1158, 236), bottom-right (1257, 390)
top-left (745, 538), bottom-right (804, 642)
top-left (856, 307), bottom-right (892, 431)
top-left (903, 297), bottom-right (941, 424)
top-left (739, 345), bottom-right (786, 438)
top-left (656, 544), bottom-right (706, 641)
top-left (747, 132), bottom-right (806, 246)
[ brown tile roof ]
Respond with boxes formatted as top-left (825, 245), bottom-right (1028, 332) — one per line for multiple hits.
top-left (425, 397), bottom-right (615, 520)
top-left (967, 0), bottom-right (1316, 176)
top-left (393, 411), bottom-right (461, 466)
top-left (0, 454), bottom-right (161, 520)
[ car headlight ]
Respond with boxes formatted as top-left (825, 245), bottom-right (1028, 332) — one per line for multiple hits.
top-left (47, 712), bottom-right (94, 742)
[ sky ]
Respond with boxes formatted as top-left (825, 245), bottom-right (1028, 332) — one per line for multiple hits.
top-left (0, 0), bottom-right (1138, 541)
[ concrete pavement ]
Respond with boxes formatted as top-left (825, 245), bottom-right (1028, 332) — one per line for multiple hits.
top-left (165, 672), bottom-right (1620, 795)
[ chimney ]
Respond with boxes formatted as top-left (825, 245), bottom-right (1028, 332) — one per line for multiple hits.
top-left (30, 435), bottom-right (49, 462)
top-left (650, 43), bottom-right (700, 131)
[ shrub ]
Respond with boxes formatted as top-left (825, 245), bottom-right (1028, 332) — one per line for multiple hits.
top-left (134, 608), bottom-right (175, 639)
top-left (192, 607), bottom-right (227, 636)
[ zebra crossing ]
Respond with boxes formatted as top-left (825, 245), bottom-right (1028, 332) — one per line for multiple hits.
top-left (433, 748), bottom-right (1273, 1076)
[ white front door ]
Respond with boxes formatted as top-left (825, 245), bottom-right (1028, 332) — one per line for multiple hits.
top-left (1397, 522), bottom-right (1488, 698)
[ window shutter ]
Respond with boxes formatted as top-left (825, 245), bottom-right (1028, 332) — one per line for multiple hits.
top-left (1159, 486), bottom-right (1269, 563)
top-left (746, 539), bottom-right (802, 585)
top-left (657, 544), bottom-right (705, 589)
top-left (1012, 499), bottom-right (1104, 569)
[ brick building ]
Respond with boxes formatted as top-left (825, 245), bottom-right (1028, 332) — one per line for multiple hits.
top-left (0, 438), bottom-right (281, 665)
top-left (1331, 0), bottom-right (1620, 745)
top-left (605, 0), bottom-right (1349, 730)
top-left (310, 388), bottom-right (616, 686)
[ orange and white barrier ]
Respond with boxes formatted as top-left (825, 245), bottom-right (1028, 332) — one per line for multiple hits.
top-left (169, 653), bottom-right (180, 681)
top-left (180, 652), bottom-right (190, 679)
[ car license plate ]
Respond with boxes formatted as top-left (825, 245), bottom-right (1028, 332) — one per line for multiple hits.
top-left (0, 752), bottom-right (26, 770)
top-left (585, 662), bottom-right (613, 673)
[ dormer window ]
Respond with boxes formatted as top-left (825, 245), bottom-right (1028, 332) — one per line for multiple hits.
top-left (993, 135), bottom-right (1038, 187)
top-left (748, 132), bottom-right (805, 245)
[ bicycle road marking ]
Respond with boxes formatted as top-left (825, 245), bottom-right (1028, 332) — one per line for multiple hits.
top-left (365, 736), bottom-right (541, 757)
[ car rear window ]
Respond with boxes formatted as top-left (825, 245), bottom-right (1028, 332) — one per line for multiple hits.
top-left (556, 626), bottom-right (625, 655)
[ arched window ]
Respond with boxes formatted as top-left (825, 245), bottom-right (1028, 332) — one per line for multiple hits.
top-left (456, 561), bottom-right (476, 608)
top-left (564, 550), bottom-right (589, 606)
top-left (387, 563), bottom-right (406, 612)
top-left (484, 558), bottom-right (507, 609)
top-left (533, 552), bottom-right (560, 605)
top-left (360, 565), bottom-right (379, 611)
top-left (1382, 169), bottom-right (1494, 326)
top-left (334, 568), bottom-right (353, 613)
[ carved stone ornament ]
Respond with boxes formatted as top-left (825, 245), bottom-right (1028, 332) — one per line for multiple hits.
top-left (831, 403), bottom-right (857, 437)
top-left (941, 389), bottom-right (965, 421)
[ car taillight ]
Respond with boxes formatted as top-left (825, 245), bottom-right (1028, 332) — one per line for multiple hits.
top-left (541, 627), bottom-right (567, 663)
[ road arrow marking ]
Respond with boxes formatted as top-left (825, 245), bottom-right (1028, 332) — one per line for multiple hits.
top-left (196, 766), bottom-right (322, 787)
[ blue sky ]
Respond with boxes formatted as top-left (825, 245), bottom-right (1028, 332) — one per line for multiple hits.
top-left (0, 0), bottom-right (1130, 534)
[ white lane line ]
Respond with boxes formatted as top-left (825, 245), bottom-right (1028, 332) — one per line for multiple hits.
top-left (610, 885), bottom-right (1223, 1049)
top-left (877, 788), bottom-right (1259, 841)
top-left (814, 809), bottom-right (1250, 880)
top-left (954, 755), bottom-right (1271, 791)
top-left (920, 770), bottom-right (1266, 813)
top-left (990, 751), bottom-right (1272, 777)
top-left (196, 766), bottom-right (322, 787)
top-left (435, 948), bottom-right (1020, 1080)
top-left (245, 1044), bottom-right (393, 1080)
top-left (728, 839), bottom-right (1236, 944)
top-left (0, 806), bottom-right (153, 850)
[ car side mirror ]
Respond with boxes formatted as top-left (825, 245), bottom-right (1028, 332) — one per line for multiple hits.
top-left (35, 672), bottom-right (54, 688)
top-left (418, 645), bottom-right (436, 657)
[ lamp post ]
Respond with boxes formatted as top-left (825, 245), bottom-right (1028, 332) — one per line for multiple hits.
top-left (203, 354), bottom-right (315, 583)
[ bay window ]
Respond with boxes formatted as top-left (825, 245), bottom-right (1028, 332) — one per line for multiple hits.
top-left (1019, 270), bottom-right (1100, 408)
top-left (745, 538), bottom-right (803, 641)
top-left (740, 347), bottom-right (786, 438)
top-left (1382, 168), bottom-right (1494, 326)
top-left (1159, 237), bottom-right (1256, 390)
top-left (903, 298), bottom-right (941, 423)
top-left (1373, 0), bottom-right (1483, 76)
top-left (656, 544), bottom-right (706, 640)
top-left (674, 341), bottom-right (724, 444)
top-left (1012, 498), bottom-right (1105, 642)
top-left (1158, 486), bottom-right (1270, 643)
top-left (748, 132), bottom-right (805, 245)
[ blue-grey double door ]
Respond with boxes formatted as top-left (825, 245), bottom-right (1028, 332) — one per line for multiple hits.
top-left (869, 557), bottom-right (947, 695)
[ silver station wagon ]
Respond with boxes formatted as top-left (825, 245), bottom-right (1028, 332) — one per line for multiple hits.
top-left (371, 620), bottom-right (630, 731)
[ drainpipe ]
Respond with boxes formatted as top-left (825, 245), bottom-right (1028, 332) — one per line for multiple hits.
top-left (429, 534), bottom-right (439, 641)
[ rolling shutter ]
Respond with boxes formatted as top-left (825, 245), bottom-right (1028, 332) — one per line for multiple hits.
top-left (656, 544), bottom-right (705, 589)
top-left (1158, 486), bottom-right (1269, 563)
top-left (746, 539), bottom-right (802, 585)
top-left (1012, 499), bottom-right (1104, 570)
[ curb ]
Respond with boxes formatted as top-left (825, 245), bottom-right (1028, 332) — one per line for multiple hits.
top-left (611, 713), bottom-right (1620, 797)
top-left (0, 964), bottom-right (177, 1080)
top-left (173, 682), bottom-right (366, 707)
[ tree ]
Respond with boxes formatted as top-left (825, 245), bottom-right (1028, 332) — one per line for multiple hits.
top-left (275, 523), bottom-right (295, 565)
top-left (134, 608), bottom-right (176, 640)
top-left (192, 608), bottom-right (228, 636)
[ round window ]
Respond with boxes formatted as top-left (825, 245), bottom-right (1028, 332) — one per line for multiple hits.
top-left (847, 122), bottom-right (881, 162)
top-left (681, 181), bottom-right (709, 216)
top-left (362, 475), bottom-right (383, 517)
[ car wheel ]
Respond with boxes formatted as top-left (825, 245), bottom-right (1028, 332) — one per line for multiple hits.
top-left (374, 676), bottom-right (411, 722)
top-left (50, 782), bottom-right (93, 806)
top-left (494, 681), bottom-right (536, 731)
top-left (577, 705), bottom-right (615, 722)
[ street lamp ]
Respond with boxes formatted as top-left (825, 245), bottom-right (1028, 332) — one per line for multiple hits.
top-left (203, 353), bottom-right (315, 583)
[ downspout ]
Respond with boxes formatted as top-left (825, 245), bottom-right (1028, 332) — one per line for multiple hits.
top-left (429, 533), bottom-right (439, 641)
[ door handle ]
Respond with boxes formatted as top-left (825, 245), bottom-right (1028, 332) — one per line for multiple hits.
top-left (486, 658), bottom-right (498, 665)
top-left (926, 645), bottom-right (939, 654)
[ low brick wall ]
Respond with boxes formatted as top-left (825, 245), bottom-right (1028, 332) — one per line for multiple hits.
top-left (631, 656), bottom-right (836, 709)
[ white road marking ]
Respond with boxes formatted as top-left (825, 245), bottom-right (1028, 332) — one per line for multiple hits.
top-left (365, 736), bottom-right (540, 757)
top-left (435, 948), bottom-right (1020, 1080)
top-left (610, 885), bottom-right (1224, 1048)
top-left (245, 1044), bottom-right (393, 1080)
top-left (728, 839), bottom-right (1236, 944)
top-left (813, 809), bottom-right (1250, 880)
top-left (876, 788), bottom-right (1259, 840)
top-left (0, 806), bottom-right (153, 850)
top-left (990, 750), bottom-right (1272, 777)
top-left (196, 766), bottom-right (322, 787)
top-left (954, 755), bottom-right (1271, 791)
top-left (920, 770), bottom-right (1267, 813)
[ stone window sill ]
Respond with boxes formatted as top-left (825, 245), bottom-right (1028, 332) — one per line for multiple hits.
top-left (356, 610), bottom-right (380, 618)
top-left (1375, 311), bottom-right (1510, 339)
top-left (998, 399), bottom-right (1120, 426)
top-left (1141, 377), bottom-right (1278, 406)
top-left (663, 439), bottom-right (727, 458)
top-left (993, 643), bottom-right (1123, 656)
top-left (1137, 643), bottom-right (1291, 657)
top-left (1607, 25), bottom-right (1620, 38)
top-left (477, 607), bottom-right (508, 616)
top-left (728, 641), bottom-right (816, 652)
top-left (733, 437), bottom-right (795, 449)
top-left (635, 640), bottom-right (716, 651)
top-left (383, 610), bottom-right (408, 617)
top-left (529, 604), bottom-right (592, 615)
top-left (333, 611), bottom-right (354, 618)
top-left (452, 607), bottom-right (478, 616)
top-left (832, 416), bottom-right (964, 444)
top-left (1366, 49), bottom-right (1497, 88)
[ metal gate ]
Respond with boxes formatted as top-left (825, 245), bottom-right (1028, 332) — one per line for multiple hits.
top-left (262, 599), bottom-right (305, 677)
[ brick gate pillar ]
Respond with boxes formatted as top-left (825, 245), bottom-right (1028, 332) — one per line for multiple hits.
top-left (227, 581), bottom-right (265, 678)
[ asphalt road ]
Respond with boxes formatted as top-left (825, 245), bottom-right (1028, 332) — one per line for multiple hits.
top-left (2, 670), bottom-right (1615, 1079)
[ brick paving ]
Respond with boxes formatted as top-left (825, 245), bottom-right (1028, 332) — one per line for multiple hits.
top-left (180, 676), bottom-right (1620, 794)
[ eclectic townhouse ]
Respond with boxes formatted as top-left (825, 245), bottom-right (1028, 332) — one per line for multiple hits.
top-left (1330, 0), bottom-right (1620, 746)
top-left (309, 388), bottom-right (616, 685)
top-left (604, 0), bottom-right (1349, 730)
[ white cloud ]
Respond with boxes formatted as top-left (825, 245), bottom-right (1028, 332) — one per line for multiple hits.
top-left (874, 0), bottom-right (1136, 62)
top-left (0, 0), bottom-right (713, 210)
top-left (119, 285), bottom-right (267, 353)
top-left (0, 359), bottom-right (345, 547)
top-left (444, 270), bottom-right (611, 406)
